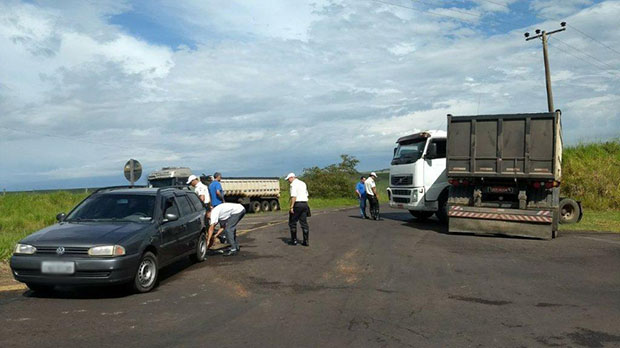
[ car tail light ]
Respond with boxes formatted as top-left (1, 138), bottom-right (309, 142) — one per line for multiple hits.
top-left (532, 182), bottom-right (541, 189)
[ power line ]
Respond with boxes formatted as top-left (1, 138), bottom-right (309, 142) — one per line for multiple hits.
top-left (548, 41), bottom-right (618, 74)
top-left (566, 24), bottom-right (620, 57)
top-left (369, 0), bottom-right (479, 24)
top-left (551, 37), bottom-right (618, 71)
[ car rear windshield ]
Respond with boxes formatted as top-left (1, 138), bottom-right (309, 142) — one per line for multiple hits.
top-left (66, 194), bottom-right (156, 222)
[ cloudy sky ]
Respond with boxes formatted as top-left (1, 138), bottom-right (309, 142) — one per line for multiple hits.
top-left (1, 0), bottom-right (618, 190)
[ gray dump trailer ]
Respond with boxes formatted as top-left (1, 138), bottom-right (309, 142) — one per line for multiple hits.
top-left (446, 111), bottom-right (580, 239)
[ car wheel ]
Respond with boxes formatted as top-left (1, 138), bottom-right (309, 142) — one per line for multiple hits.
top-left (190, 232), bottom-right (207, 263)
top-left (25, 283), bottom-right (54, 293)
top-left (132, 251), bottom-right (158, 293)
top-left (269, 199), bottom-right (280, 211)
top-left (261, 200), bottom-right (271, 212)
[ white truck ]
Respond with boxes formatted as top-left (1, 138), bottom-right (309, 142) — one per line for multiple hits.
top-left (387, 131), bottom-right (450, 221)
top-left (147, 167), bottom-right (281, 213)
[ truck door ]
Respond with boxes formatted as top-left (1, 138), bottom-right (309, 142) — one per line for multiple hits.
top-left (423, 139), bottom-right (448, 202)
top-left (160, 195), bottom-right (184, 263)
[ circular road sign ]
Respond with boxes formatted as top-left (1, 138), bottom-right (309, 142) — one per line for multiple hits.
top-left (123, 159), bottom-right (142, 184)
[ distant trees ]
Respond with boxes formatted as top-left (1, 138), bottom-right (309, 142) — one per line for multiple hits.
top-left (300, 155), bottom-right (360, 199)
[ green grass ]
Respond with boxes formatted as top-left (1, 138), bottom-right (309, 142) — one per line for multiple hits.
top-left (0, 192), bottom-right (88, 260)
top-left (560, 210), bottom-right (620, 233)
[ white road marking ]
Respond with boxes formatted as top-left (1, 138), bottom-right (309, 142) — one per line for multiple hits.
top-left (577, 236), bottom-right (620, 245)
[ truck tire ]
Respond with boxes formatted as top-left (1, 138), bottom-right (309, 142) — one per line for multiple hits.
top-left (559, 198), bottom-right (580, 224)
top-left (250, 201), bottom-right (261, 213)
top-left (269, 199), bottom-right (280, 211)
top-left (261, 200), bottom-right (271, 212)
top-left (435, 192), bottom-right (448, 224)
top-left (409, 211), bottom-right (434, 220)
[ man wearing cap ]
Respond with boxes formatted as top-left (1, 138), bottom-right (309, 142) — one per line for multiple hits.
top-left (206, 203), bottom-right (246, 256)
top-left (188, 174), bottom-right (211, 208)
top-left (209, 172), bottom-right (225, 207)
top-left (365, 172), bottom-right (379, 220)
top-left (286, 173), bottom-right (310, 246)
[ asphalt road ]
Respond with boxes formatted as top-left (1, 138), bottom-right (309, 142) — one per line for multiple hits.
top-left (1, 207), bottom-right (620, 348)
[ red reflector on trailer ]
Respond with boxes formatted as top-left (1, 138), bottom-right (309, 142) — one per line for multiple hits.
top-left (533, 182), bottom-right (541, 189)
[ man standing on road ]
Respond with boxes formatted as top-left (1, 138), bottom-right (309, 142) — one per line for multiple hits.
top-left (365, 172), bottom-right (379, 220)
top-left (188, 174), bottom-right (211, 208)
top-left (209, 172), bottom-right (225, 207)
top-left (286, 173), bottom-right (310, 246)
top-left (356, 176), bottom-right (368, 219)
top-left (206, 203), bottom-right (246, 256)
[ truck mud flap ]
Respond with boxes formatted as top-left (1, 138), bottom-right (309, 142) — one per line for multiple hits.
top-left (448, 205), bottom-right (554, 240)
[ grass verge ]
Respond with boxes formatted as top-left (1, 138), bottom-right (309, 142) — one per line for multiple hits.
top-left (559, 210), bottom-right (620, 233)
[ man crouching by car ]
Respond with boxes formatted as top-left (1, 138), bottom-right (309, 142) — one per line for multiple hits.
top-left (206, 203), bottom-right (246, 256)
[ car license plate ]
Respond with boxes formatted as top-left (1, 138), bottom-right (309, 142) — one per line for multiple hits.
top-left (41, 261), bottom-right (75, 275)
top-left (487, 186), bottom-right (515, 194)
top-left (398, 204), bottom-right (404, 208)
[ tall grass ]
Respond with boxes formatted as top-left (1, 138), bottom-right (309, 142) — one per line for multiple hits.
top-left (562, 140), bottom-right (620, 211)
top-left (0, 192), bottom-right (88, 260)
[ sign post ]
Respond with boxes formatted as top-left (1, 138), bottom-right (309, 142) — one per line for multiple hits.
top-left (123, 159), bottom-right (142, 186)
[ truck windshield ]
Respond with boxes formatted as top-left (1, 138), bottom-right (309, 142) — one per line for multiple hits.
top-left (66, 194), bottom-right (156, 223)
top-left (149, 179), bottom-right (174, 188)
top-left (392, 139), bottom-right (427, 165)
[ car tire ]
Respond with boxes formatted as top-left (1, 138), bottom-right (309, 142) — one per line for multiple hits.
top-left (250, 201), bottom-right (261, 213)
top-left (132, 251), bottom-right (158, 293)
top-left (261, 200), bottom-right (271, 212)
top-left (190, 232), bottom-right (207, 263)
top-left (269, 199), bottom-right (280, 211)
top-left (409, 211), bottom-right (434, 220)
top-left (25, 283), bottom-right (54, 293)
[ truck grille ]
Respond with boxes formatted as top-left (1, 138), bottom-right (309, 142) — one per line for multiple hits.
top-left (393, 197), bottom-right (410, 204)
top-left (392, 189), bottom-right (411, 196)
top-left (391, 175), bottom-right (412, 186)
top-left (35, 246), bottom-right (90, 256)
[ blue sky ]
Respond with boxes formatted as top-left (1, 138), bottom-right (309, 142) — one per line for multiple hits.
top-left (1, 0), bottom-right (618, 190)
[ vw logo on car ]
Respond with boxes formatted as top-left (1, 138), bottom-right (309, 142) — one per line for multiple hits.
top-left (56, 246), bottom-right (65, 255)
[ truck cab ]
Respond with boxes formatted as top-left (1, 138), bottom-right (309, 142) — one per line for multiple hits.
top-left (387, 130), bottom-right (449, 221)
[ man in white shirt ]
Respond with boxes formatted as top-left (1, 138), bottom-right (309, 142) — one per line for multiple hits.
top-left (206, 202), bottom-right (246, 256)
top-left (365, 172), bottom-right (380, 220)
top-left (187, 174), bottom-right (211, 208)
top-left (286, 172), bottom-right (310, 246)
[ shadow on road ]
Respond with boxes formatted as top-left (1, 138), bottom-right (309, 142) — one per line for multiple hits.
top-left (379, 211), bottom-right (448, 234)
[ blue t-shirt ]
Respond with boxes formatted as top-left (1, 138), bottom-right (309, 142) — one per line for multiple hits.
top-left (356, 182), bottom-right (366, 197)
top-left (209, 181), bottom-right (224, 206)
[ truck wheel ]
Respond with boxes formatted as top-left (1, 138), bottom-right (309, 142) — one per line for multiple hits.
top-left (559, 198), bottom-right (580, 224)
top-left (190, 232), bottom-right (207, 263)
top-left (250, 201), bottom-right (261, 213)
top-left (435, 193), bottom-right (448, 224)
top-left (269, 200), bottom-right (280, 211)
top-left (132, 252), bottom-right (158, 293)
top-left (409, 211), bottom-right (434, 220)
top-left (261, 200), bottom-right (271, 212)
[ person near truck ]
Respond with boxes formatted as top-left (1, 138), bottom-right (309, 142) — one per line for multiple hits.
top-left (187, 174), bottom-right (211, 208)
top-left (365, 172), bottom-right (379, 218)
top-left (206, 203), bottom-right (246, 256)
top-left (286, 173), bottom-right (310, 246)
top-left (356, 176), bottom-right (369, 219)
top-left (209, 172), bottom-right (225, 207)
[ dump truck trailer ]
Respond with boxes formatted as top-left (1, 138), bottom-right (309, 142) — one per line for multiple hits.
top-left (147, 167), bottom-right (280, 213)
top-left (446, 111), bottom-right (578, 239)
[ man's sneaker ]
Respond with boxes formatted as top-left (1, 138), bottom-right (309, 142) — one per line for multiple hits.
top-left (223, 249), bottom-right (238, 256)
top-left (288, 239), bottom-right (298, 246)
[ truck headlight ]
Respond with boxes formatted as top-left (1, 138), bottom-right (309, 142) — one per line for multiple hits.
top-left (14, 244), bottom-right (37, 255)
top-left (412, 191), bottom-right (418, 202)
top-left (88, 245), bottom-right (126, 257)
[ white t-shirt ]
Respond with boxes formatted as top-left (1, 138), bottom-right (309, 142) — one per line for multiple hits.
top-left (364, 177), bottom-right (376, 196)
top-left (194, 182), bottom-right (211, 204)
top-left (290, 178), bottom-right (309, 202)
top-left (210, 203), bottom-right (245, 225)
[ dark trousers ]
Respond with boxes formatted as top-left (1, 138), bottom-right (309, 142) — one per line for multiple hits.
top-left (222, 211), bottom-right (245, 251)
top-left (289, 202), bottom-right (309, 241)
top-left (368, 195), bottom-right (379, 212)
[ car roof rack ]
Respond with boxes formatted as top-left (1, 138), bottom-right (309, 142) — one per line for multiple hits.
top-left (155, 185), bottom-right (193, 194)
top-left (94, 185), bottom-right (148, 193)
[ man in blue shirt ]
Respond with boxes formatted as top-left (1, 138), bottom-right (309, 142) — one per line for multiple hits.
top-left (209, 172), bottom-right (225, 207)
top-left (355, 176), bottom-right (368, 219)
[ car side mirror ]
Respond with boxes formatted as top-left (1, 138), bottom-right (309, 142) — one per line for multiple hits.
top-left (163, 213), bottom-right (178, 223)
top-left (425, 143), bottom-right (437, 159)
top-left (56, 213), bottom-right (66, 222)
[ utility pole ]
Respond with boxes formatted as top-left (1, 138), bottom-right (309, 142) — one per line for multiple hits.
top-left (524, 22), bottom-right (567, 112)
